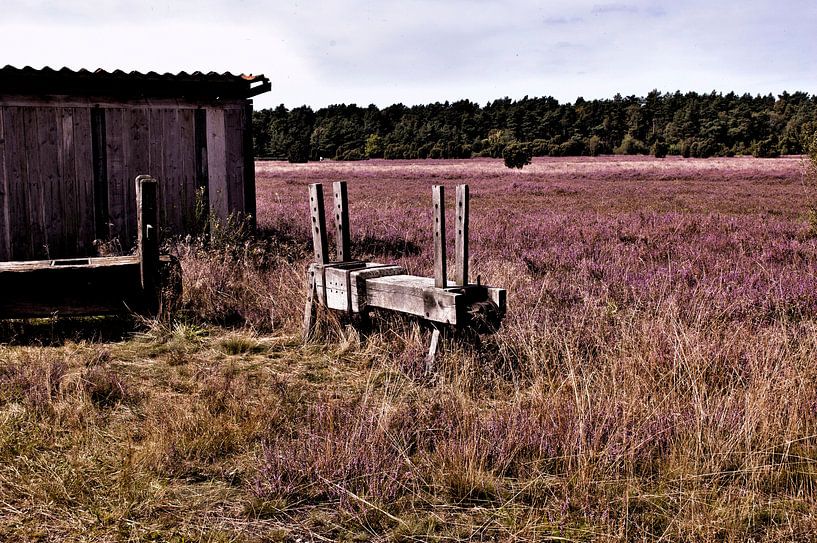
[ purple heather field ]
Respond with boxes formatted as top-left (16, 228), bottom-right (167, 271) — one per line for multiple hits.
top-left (257, 156), bottom-right (817, 328)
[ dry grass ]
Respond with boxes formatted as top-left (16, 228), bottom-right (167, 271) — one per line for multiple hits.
top-left (3, 156), bottom-right (817, 541)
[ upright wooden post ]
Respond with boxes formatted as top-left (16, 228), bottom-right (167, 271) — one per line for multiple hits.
top-left (136, 175), bottom-right (160, 314)
top-left (455, 184), bottom-right (469, 286)
top-left (433, 185), bottom-right (447, 289)
top-left (309, 183), bottom-right (329, 264)
top-left (333, 181), bottom-right (351, 262)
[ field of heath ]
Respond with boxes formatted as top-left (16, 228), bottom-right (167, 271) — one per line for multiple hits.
top-left (3, 155), bottom-right (817, 542)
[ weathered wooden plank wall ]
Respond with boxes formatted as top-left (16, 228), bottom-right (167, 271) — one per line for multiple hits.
top-left (0, 99), bottom-right (252, 261)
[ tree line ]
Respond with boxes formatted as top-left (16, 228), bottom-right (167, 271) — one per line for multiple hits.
top-left (252, 90), bottom-right (817, 162)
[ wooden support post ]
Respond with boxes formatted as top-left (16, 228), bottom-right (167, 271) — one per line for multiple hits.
top-left (309, 183), bottom-right (329, 264)
top-left (455, 184), bottom-right (469, 286)
top-left (136, 175), bottom-right (160, 314)
top-left (433, 185), bottom-right (447, 289)
top-left (333, 181), bottom-right (351, 262)
top-left (425, 327), bottom-right (441, 374)
top-left (303, 265), bottom-right (318, 342)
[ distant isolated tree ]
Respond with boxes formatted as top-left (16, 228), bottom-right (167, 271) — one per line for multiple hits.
top-left (503, 142), bottom-right (532, 169)
top-left (364, 133), bottom-right (383, 158)
top-left (651, 140), bottom-right (668, 158)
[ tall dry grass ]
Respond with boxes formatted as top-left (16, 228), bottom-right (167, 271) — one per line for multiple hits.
top-left (3, 156), bottom-right (817, 540)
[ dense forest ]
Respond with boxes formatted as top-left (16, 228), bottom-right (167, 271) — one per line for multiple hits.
top-left (252, 90), bottom-right (817, 162)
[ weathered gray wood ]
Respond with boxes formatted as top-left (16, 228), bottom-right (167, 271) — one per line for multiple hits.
top-left (0, 108), bottom-right (9, 261)
top-left (224, 108), bottom-right (245, 213)
top-left (349, 264), bottom-right (407, 312)
top-left (128, 107), bottom-right (150, 243)
top-left (4, 107), bottom-right (30, 259)
top-left (455, 184), bottom-right (469, 286)
top-left (433, 185), bottom-right (446, 288)
top-left (162, 109), bottom-right (184, 234)
top-left (315, 261), bottom-right (367, 312)
top-left (38, 107), bottom-right (64, 257)
top-left (105, 108), bottom-right (126, 246)
top-left (73, 107), bottom-right (95, 255)
top-left (333, 181), bottom-right (351, 262)
top-left (58, 108), bottom-right (78, 255)
top-left (23, 107), bottom-right (47, 259)
top-left (309, 183), bottom-right (329, 264)
top-left (303, 265), bottom-right (318, 342)
top-left (205, 107), bottom-right (228, 221)
top-left (364, 274), bottom-right (463, 325)
top-left (425, 327), bottom-right (441, 374)
top-left (242, 102), bottom-right (256, 227)
top-left (137, 175), bottom-right (160, 314)
top-left (178, 108), bottom-right (196, 229)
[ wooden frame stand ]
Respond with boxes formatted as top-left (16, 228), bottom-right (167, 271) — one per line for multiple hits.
top-left (302, 182), bottom-right (507, 368)
top-left (0, 175), bottom-right (181, 319)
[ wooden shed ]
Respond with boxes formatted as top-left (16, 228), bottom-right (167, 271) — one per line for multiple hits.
top-left (0, 66), bottom-right (270, 262)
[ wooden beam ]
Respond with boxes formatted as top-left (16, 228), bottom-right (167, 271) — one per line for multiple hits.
top-left (136, 175), bottom-right (160, 314)
top-left (309, 183), bottom-right (329, 264)
top-left (332, 181), bottom-right (351, 262)
top-left (433, 185), bottom-right (446, 288)
top-left (303, 265), bottom-right (318, 342)
top-left (90, 106), bottom-right (109, 242)
top-left (455, 184), bottom-right (469, 286)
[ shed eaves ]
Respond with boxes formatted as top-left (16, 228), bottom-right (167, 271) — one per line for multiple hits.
top-left (0, 65), bottom-right (271, 101)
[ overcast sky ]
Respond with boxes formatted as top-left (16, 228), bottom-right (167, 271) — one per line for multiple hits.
top-left (2, 1), bottom-right (816, 109)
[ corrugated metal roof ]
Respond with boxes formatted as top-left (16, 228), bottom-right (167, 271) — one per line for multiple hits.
top-left (0, 65), bottom-right (271, 100)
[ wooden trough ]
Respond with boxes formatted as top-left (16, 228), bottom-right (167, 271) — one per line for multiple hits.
top-left (0, 175), bottom-right (180, 319)
top-left (303, 181), bottom-right (506, 364)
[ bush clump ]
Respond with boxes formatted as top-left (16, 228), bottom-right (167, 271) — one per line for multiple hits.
top-left (503, 142), bottom-right (532, 169)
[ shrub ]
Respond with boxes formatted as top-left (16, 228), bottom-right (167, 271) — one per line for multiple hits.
top-left (614, 134), bottom-right (648, 155)
top-left (503, 142), bottom-right (532, 169)
top-left (651, 140), bottom-right (668, 158)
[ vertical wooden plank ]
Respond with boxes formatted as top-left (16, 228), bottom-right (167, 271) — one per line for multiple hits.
top-left (205, 108), bottom-right (228, 221)
top-left (242, 101), bottom-right (256, 227)
top-left (332, 181), bottom-right (350, 262)
top-left (105, 108), bottom-right (125, 247)
top-left (194, 108), bottom-right (209, 228)
top-left (0, 107), bottom-right (9, 260)
top-left (74, 107), bottom-right (95, 255)
top-left (455, 184), bottom-right (469, 286)
top-left (179, 108), bottom-right (196, 230)
top-left (148, 108), bottom-right (164, 229)
top-left (433, 185), bottom-right (446, 288)
top-left (37, 107), bottom-right (64, 258)
top-left (22, 107), bottom-right (46, 259)
top-left (136, 175), bottom-right (160, 314)
top-left (309, 183), bottom-right (329, 264)
top-left (129, 107), bottom-right (151, 243)
top-left (162, 108), bottom-right (183, 234)
top-left (4, 107), bottom-right (31, 259)
top-left (120, 107), bottom-right (133, 245)
top-left (91, 107), bottom-right (109, 245)
top-left (224, 107), bottom-right (244, 214)
top-left (303, 265), bottom-right (318, 342)
top-left (59, 108), bottom-right (79, 255)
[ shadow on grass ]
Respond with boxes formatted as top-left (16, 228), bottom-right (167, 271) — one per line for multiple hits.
top-left (0, 316), bottom-right (143, 346)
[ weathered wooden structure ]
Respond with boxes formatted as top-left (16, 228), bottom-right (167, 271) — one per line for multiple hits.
top-left (303, 182), bottom-right (506, 364)
top-left (0, 175), bottom-right (180, 318)
top-left (0, 66), bottom-right (270, 261)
